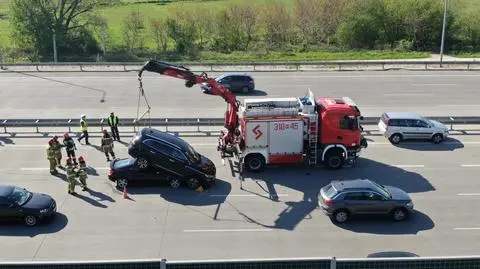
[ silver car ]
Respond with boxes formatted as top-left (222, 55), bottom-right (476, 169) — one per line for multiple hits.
top-left (378, 112), bottom-right (449, 144)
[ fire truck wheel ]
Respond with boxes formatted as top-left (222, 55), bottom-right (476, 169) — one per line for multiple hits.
top-left (245, 154), bottom-right (265, 173)
top-left (324, 150), bottom-right (344, 170)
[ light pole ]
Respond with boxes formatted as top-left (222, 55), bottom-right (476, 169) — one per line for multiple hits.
top-left (53, 28), bottom-right (57, 63)
top-left (440, 0), bottom-right (448, 67)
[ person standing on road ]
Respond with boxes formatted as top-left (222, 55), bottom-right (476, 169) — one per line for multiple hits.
top-left (77, 156), bottom-right (88, 191)
top-left (50, 135), bottom-right (64, 169)
top-left (63, 132), bottom-right (78, 165)
top-left (66, 157), bottom-right (77, 195)
top-left (78, 114), bottom-right (90, 145)
top-left (107, 112), bottom-right (120, 141)
top-left (101, 130), bottom-right (116, 162)
top-left (46, 140), bottom-right (58, 175)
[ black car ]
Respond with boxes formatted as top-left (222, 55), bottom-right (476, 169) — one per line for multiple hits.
top-left (0, 185), bottom-right (56, 226)
top-left (108, 157), bottom-right (203, 190)
top-left (128, 128), bottom-right (216, 189)
top-left (200, 73), bottom-right (255, 93)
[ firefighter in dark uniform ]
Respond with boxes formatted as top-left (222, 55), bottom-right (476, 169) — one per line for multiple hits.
top-left (101, 130), bottom-right (116, 161)
top-left (77, 156), bottom-right (88, 191)
top-left (46, 140), bottom-right (58, 174)
top-left (66, 157), bottom-right (77, 195)
top-left (107, 112), bottom-right (120, 141)
top-left (50, 135), bottom-right (64, 169)
top-left (63, 132), bottom-right (78, 165)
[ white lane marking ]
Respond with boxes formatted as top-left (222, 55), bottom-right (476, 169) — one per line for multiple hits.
top-left (457, 193), bottom-right (480, 196)
top-left (393, 165), bottom-right (425, 168)
top-left (411, 83), bottom-right (457, 86)
top-left (210, 194), bottom-right (288, 197)
top-left (461, 164), bottom-right (480, 168)
top-left (454, 228), bottom-right (480, 231)
top-left (383, 93), bottom-right (435, 97)
top-left (183, 229), bottom-right (273, 233)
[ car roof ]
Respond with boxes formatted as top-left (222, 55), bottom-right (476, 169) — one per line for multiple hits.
top-left (331, 179), bottom-right (378, 192)
top-left (217, 73), bottom-right (252, 79)
top-left (0, 184), bottom-right (14, 197)
top-left (384, 112), bottom-right (423, 120)
top-left (141, 128), bottom-right (191, 151)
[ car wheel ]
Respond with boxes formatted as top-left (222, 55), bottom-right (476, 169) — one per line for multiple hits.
top-left (389, 133), bottom-right (402, 144)
top-left (333, 210), bottom-right (349, 224)
top-left (168, 177), bottom-right (181, 189)
top-left (432, 133), bottom-right (443, 144)
top-left (116, 178), bottom-right (128, 189)
top-left (135, 157), bottom-right (149, 170)
top-left (186, 177), bottom-right (200, 190)
top-left (245, 154), bottom-right (265, 173)
top-left (24, 215), bottom-right (37, 227)
top-left (242, 87), bottom-right (249, 94)
top-left (391, 208), bottom-right (408, 221)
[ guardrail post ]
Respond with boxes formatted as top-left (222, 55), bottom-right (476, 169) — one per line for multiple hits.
top-left (425, 63), bottom-right (428, 71)
top-left (160, 258), bottom-right (166, 269)
top-left (3, 120), bottom-right (7, 133)
top-left (197, 118), bottom-right (200, 132)
top-left (165, 118), bottom-right (169, 132)
top-left (100, 118), bottom-right (105, 133)
top-left (330, 256), bottom-right (337, 269)
top-left (35, 119), bottom-right (39, 133)
top-left (382, 63), bottom-right (385, 70)
top-left (80, 64), bottom-right (83, 72)
top-left (68, 119), bottom-right (72, 132)
top-left (36, 65), bottom-right (40, 72)
top-left (450, 117), bottom-right (454, 131)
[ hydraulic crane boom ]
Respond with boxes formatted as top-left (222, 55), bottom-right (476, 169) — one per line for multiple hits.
top-left (138, 60), bottom-right (242, 156)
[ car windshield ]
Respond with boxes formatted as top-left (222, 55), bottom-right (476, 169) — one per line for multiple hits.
top-left (7, 187), bottom-right (32, 206)
top-left (185, 144), bottom-right (201, 163)
top-left (370, 181), bottom-right (391, 198)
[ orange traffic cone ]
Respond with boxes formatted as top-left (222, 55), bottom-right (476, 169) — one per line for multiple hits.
top-left (123, 186), bottom-right (128, 199)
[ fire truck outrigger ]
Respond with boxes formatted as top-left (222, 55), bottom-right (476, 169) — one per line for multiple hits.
top-left (138, 60), bottom-right (367, 173)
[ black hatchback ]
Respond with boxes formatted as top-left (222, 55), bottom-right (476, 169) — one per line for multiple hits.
top-left (200, 73), bottom-right (255, 93)
top-left (128, 128), bottom-right (216, 188)
top-left (0, 185), bottom-right (57, 226)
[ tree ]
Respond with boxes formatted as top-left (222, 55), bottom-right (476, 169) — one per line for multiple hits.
top-left (122, 10), bottom-right (145, 51)
top-left (10, 0), bottom-right (108, 57)
top-left (260, 1), bottom-right (292, 48)
top-left (227, 4), bottom-right (257, 50)
top-left (165, 7), bottom-right (198, 54)
top-left (150, 18), bottom-right (168, 53)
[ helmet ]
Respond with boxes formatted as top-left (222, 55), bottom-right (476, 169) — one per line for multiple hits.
top-left (78, 156), bottom-right (85, 162)
top-left (48, 140), bottom-right (54, 146)
top-left (52, 135), bottom-right (58, 140)
top-left (66, 157), bottom-right (72, 164)
top-left (81, 114), bottom-right (86, 119)
top-left (64, 132), bottom-right (69, 137)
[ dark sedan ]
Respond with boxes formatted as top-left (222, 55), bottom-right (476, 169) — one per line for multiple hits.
top-left (0, 185), bottom-right (57, 226)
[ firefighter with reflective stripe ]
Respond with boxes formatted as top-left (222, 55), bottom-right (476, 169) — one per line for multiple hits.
top-left (50, 135), bottom-right (64, 169)
top-left (63, 132), bottom-right (77, 165)
top-left (77, 156), bottom-right (88, 191)
top-left (46, 140), bottom-right (58, 174)
top-left (101, 130), bottom-right (116, 161)
top-left (107, 112), bottom-right (120, 141)
top-left (66, 157), bottom-right (78, 195)
top-left (78, 114), bottom-right (90, 145)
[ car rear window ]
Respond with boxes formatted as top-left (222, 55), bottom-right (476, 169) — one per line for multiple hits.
top-left (323, 184), bottom-right (338, 198)
top-left (114, 158), bottom-right (133, 168)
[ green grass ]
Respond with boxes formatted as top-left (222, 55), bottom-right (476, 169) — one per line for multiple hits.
top-left (453, 52), bottom-right (480, 58)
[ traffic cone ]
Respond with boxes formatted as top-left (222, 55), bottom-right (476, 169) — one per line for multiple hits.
top-left (123, 186), bottom-right (128, 199)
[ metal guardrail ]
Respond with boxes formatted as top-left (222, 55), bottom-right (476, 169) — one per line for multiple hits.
top-left (1, 116), bottom-right (479, 134)
top-left (1, 255), bottom-right (480, 269)
top-left (0, 60), bottom-right (480, 72)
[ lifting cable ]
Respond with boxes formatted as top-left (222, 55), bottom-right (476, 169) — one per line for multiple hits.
top-left (136, 77), bottom-right (152, 129)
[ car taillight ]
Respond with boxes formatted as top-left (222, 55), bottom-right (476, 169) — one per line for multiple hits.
top-left (324, 198), bottom-right (333, 206)
top-left (108, 168), bottom-right (114, 176)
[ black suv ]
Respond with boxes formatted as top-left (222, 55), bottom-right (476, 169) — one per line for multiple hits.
top-left (318, 179), bottom-right (414, 223)
top-left (200, 73), bottom-right (255, 93)
top-left (128, 128), bottom-right (216, 188)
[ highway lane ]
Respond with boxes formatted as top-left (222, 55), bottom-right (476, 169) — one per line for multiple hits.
top-left (0, 71), bottom-right (479, 119)
top-left (1, 134), bottom-right (480, 261)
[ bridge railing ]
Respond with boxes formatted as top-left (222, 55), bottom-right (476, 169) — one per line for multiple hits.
top-left (1, 116), bottom-right (479, 134)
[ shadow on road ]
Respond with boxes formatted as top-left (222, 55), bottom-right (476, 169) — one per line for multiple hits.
top-left (229, 157), bottom-right (434, 231)
top-left (0, 213), bottom-right (68, 237)
top-left (393, 137), bottom-right (464, 151)
top-left (367, 251), bottom-right (420, 258)
top-left (0, 136), bottom-right (14, 145)
top-left (85, 166), bottom-right (99, 176)
top-left (202, 88), bottom-right (267, 97)
top-left (332, 210), bottom-right (434, 235)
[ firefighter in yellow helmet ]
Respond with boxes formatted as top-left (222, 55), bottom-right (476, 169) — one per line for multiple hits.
top-left (77, 156), bottom-right (88, 191)
top-left (66, 157), bottom-right (78, 195)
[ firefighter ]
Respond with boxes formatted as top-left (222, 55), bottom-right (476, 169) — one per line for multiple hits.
top-left (107, 112), bottom-right (120, 141)
top-left (46, 140), bottom-right (58, 174)
top-left (66, 157), bottom-right (77, 195)
top-left (77, 156), bottom-right (88, 191)
top-left (78, 114), bottom-right (90, 145)
top-left (63, 132), bottom-right (77, 165)
top-left (50, 135), bottom-right (64, 169)
top-left (101, 130), bottom-right (116, 161)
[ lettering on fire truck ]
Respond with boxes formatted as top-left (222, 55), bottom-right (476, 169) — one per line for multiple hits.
top-left (273, 122), bottom-right (299, 131)
top-left (252, 124), bottom-right (263, 139)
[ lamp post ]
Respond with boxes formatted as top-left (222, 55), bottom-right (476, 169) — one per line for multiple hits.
top-left (440, 0), bottom-right (448, 67)
top-left (53, 28), bottom-right (57, 63)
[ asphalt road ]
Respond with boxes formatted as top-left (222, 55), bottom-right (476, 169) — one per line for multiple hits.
top-left (0, 71), bottom-right (479, 119)
top-left (1, 131), bottom-right (480, 262)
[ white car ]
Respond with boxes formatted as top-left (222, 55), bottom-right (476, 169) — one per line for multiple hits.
top-left (378, 112), bottom-right (449, 144)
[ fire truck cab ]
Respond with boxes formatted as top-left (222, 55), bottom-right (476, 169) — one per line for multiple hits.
top-left (238, 89), bottom-right (365, 172)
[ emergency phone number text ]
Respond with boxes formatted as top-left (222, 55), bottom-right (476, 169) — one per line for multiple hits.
top-left (273, 122), bottom-right (299, 131)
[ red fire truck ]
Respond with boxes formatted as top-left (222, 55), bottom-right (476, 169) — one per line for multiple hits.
top-left (138, 60), bottom-right (367, 173)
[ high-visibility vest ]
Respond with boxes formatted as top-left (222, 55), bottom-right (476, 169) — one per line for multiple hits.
top-left (80, 120), bottom-right (88, 131)
top-left (108, 116), bottom-right (118, 126)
